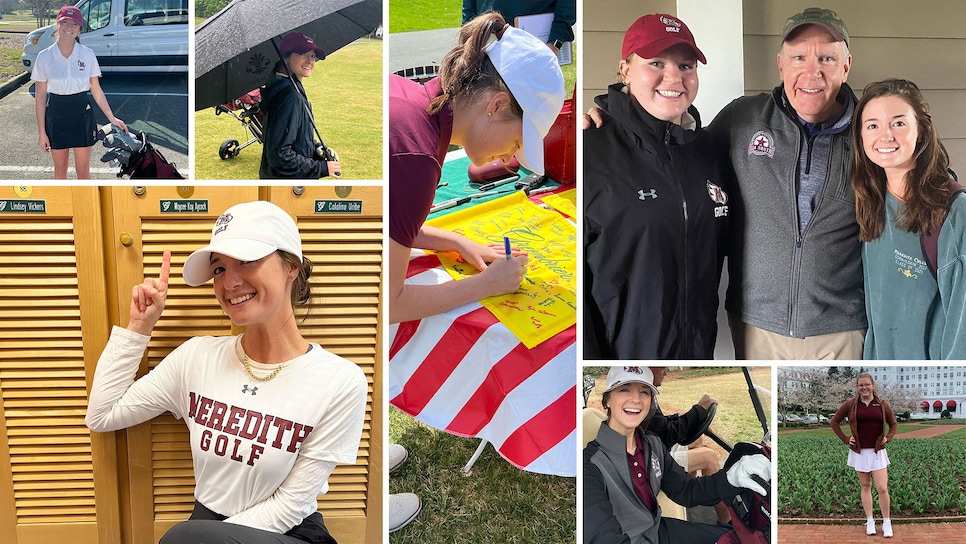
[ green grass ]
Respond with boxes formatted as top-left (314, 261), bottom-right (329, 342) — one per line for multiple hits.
top-left (388, 0), bottom-right (463, 33)
top-left (389, 407), bottom-right (575, 544)
top-left (781, 422), bottom-right (965, 438)
top-left (388, 1), bottom-right (578, 97)
top-left (193, 38), bottom-right (382, 180)
top-left (0, 45), bottom-right (22, 79)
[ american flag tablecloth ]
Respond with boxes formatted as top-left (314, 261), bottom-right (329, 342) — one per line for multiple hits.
top-left (389, 249), bottom-right (577, 477)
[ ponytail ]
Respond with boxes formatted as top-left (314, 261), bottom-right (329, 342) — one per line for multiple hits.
top-left (429, 12), bottom-right (520, 117)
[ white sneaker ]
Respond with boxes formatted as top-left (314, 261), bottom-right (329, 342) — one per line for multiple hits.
top-left (883, 519), bottom-right (893, 538)
top-left (866, 518), bottom-right (876, 535)
top-left (388, 443), bottom-right (409, 473)
top-left (388, 492), bottom-right (421, 533)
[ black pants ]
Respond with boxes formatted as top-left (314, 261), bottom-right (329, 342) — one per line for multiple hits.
top-left (158, 502), bottom-right (336, 544)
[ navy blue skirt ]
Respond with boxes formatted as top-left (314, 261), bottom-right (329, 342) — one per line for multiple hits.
top-left (46, 92), bottom-right (97, 149)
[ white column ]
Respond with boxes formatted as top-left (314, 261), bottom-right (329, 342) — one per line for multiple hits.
top-left (676, 0), bottom-right (744, 122)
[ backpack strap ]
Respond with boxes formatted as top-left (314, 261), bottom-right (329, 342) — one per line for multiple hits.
top-left (921, 171), bottom-right (965, 280)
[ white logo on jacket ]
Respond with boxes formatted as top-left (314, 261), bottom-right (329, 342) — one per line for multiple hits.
top-left (707, 181), bottom-right (729, 217)
top-left (638, 189), bottom-right (657, 200)
top-left (748, 130), bottom-right (775, 157)
top-left (650, 452), bottom-right (662, 479)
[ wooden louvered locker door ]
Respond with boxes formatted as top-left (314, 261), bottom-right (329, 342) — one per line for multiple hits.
top-left (106, 186), bottom-right (258, 544)
top-left (267, 186), bottom-right (383, 544)
top-left (0, 187), bottom-right (121, 544)
top-left (106, 186), bottom-right (382, 544)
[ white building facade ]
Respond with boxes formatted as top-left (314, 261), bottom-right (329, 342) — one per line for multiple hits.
top-left (865, 366), bottom-right (966, 418)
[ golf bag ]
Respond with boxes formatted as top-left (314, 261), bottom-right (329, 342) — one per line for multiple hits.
top-left (722, 442), bottom-right (771, 544)
top-left (97, 125), bottom-right (185, 179)
top-left (215, 89), bottom-right (265, 159)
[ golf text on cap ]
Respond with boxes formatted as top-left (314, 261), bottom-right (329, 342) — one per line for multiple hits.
top-left (660, 15), bottom-right (680, 32)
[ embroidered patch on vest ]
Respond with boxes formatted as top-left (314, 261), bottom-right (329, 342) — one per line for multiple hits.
top-left (748, 130), bottom-right (775, 157)
top-left (650, 452), bottom-right (662, 479)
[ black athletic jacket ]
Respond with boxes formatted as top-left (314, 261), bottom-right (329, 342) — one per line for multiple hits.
top-left (259, 74), bottom-right (330, 179)
top-left (584, 83), bottom-right (731, 360)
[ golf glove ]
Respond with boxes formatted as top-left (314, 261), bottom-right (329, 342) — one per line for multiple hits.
top-left (726, 454), bottom-right (770, 496)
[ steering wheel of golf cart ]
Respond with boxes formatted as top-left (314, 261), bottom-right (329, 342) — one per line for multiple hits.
top-left (677, 402), bottom-right (717, 446)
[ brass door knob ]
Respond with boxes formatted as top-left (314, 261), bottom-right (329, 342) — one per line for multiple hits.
top-left (120, 232), bottom-right (134, 247)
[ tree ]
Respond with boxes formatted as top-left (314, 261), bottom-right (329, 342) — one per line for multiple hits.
top-left (0, 0), bottom-right (20, 15)
top-left (22, 0), bottom-right (51, 26)
top-left (197, 0), bottom-right (231, 19)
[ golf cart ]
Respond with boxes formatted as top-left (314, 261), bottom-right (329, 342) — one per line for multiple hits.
top-left (583, 367), bottom-right (772, 544)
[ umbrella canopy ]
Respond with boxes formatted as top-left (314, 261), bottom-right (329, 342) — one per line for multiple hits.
top-left (195, 0), bottom-right (382, 111)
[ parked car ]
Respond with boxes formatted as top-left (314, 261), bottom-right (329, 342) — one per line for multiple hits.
top-left (22, 0), bottom-right (188, 73)
top-left (785, 413), bottom-right (804, 423)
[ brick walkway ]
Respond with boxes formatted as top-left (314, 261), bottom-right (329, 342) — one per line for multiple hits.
top-left (778, 521), bottom-right (966, 543)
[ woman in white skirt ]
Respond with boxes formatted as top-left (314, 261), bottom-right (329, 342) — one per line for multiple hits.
top-left (31, 5), bottom-right (127, 179)
top-left (830, 372), bottom-right (897, 538)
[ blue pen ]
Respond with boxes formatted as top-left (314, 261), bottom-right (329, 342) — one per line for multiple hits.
top-left (504, 236), bottom-right (511, 259)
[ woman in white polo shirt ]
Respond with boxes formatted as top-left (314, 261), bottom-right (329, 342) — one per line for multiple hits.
top-left (31, 5), bottom-right (127, 179)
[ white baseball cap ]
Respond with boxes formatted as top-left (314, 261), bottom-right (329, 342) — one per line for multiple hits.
top-left (605, 366), bottom-right (660, 397)
top-left (484, 26), bottom-right (565, 175)
top-left (182, 201), bottom-right (302, 286)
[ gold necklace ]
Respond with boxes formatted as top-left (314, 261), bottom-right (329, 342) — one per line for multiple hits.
top-left (236, 336), bottom-right (287, 382)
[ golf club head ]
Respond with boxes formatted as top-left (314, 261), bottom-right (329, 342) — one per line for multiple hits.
top-left (100, 150), bottom-right (120, 163)
top-left (117, 150), bottom-right (133, 166)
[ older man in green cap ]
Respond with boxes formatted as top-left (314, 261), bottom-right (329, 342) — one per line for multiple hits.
top-left (706, 7), bottom-right (864, 360)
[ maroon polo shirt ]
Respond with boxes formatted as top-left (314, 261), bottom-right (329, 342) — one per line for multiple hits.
top-left (388, 75), bottom-right (454, 248)
top-left (856, 398), bottom-right (884, 449)
top-left (627, 433), bottom-right (658, 513)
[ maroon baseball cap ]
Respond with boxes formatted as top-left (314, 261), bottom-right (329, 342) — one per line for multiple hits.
top-left (56, 5), bottom-right (83, 27)
top-left (621, 13), bottom-right (706, 64)
top-left (279, 32), bottom-right (326, 60)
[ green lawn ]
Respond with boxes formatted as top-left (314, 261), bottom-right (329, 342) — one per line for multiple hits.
top-left (0, 45), bottom-right (22, 79)
top-left (389, 407), bottom-right (575, 544)
top-left (193, 38), bottom-right (382, 180)
top-left (388, 0), bottom-right (578, 96)
top-left (388, 0), bottom-right (463, 32)
top-left (780, 422), bottom-right (965, 439)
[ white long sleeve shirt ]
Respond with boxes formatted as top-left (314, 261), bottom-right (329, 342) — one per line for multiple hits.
top-left (86, 327), bottom-right (367, 533)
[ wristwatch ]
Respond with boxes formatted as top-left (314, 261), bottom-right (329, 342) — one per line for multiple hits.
top-left (550, 39), bottom-right (565, 50)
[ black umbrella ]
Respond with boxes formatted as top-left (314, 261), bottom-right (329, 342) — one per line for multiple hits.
top-left (194, 0), bottom-right (382, 111)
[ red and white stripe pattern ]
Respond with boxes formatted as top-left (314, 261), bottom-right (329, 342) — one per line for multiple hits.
top-left (389, 251), bottom-right (576, 477)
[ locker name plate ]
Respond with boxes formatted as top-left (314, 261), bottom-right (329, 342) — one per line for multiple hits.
top-left (0, 199), bottom-right (46, 213)
top-left (315, 200), bottom-right (362, 214)
top-left (160, 199), bottom-right (209, 213)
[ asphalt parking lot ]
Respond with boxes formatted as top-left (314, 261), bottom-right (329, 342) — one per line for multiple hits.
top-left (0, 73), bottom-right (189, 180)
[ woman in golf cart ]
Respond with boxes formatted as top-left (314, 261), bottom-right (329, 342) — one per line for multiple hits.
top-left (387, 11), bottom-right (565, 324)
top-left (259, 32), bottom-right (341, 179)
top-left (31, 5), bottom-right (128, 179)
top-left (584, 367), bottom-right (770, 544)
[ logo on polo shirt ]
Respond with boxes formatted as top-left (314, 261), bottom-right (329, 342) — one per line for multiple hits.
top-left (77, 59), bottom-right (86, 72)
top-left (748, 130), bottom-right (774, 157)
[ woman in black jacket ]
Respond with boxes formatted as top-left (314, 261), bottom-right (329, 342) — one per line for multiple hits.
top-left (583, 13), bottom-right (730, 359)
top-left (259, 32), bottom-right (341, 179)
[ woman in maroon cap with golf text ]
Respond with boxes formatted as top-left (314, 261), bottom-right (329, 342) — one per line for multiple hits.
top-left (31, 4), bottom-right (127, 179)
top-left (259, 32), bottom-right (341, 179)
top-left (583, 13), bottom-right (731, 360)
